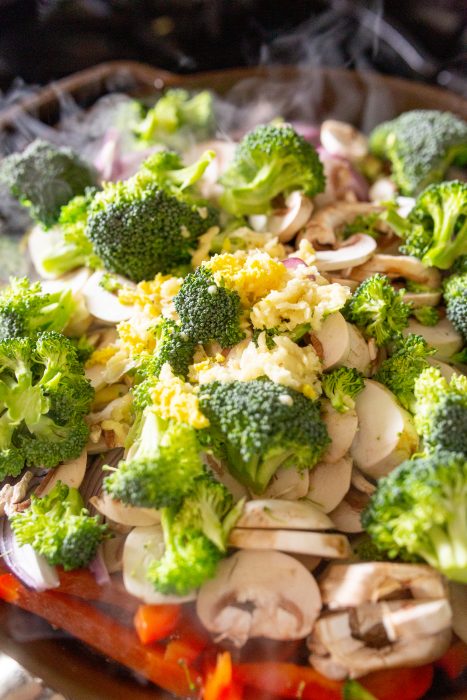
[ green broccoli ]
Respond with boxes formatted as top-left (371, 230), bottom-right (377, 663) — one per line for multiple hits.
top-left (412, 305), bottom-right (440, 326)
top-left (86, 152), bottom-right (219, 282)
top-left (0, 277), bottom-right (77, 341)
top-left (0, 332), bottom-right (93, 479)
top-left (342, 212), bottom-right (384, 240)
top-left (342, 273), bottom-right (411, 346)
top-left (413, 366), bottom-right (467, 455)
top-left (139, 149), bottom-right (215, 195)
top-left (443, 255), bottom-right (467, 341)
top-left (219, 123), bottom-right (325, 216)
top-left (10, 481), bottom-right (107, 571)
top-left (374, 334), bottom-right (435, 412)
top-left (37, 192), bottom-right (102, 278)
top-left (321, 367), bottom-right (365, 413)
top-left (362, 451), bottom-right (467, 583)
top-left (134, 89), bottom-right (214, 146)
top-left (0, 139), bottom-right (97, 228)
top-left (146, 472), bottom-right (242, 595)
top-left (369, 110), bottom-right (467, 195)
top-left (142, 318), bottom-right (196, 380)
top-left (252, 324), bottom-right (311, 349)
top-left (198, 379), bottom-right (329, 494)
top-left (174, 267), bottom-right (245, 348)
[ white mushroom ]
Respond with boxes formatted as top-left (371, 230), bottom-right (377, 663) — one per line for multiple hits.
top-left (404, 318), bottom-right (463, 360)
top-left (90, 491), bottom-right (160, 527)
top-left (36, 449), bottom-right (88, 497)
top-left (314, 234), bottom-right (377, 272)
top-left (343, 323), bottom-right (372, 376)
top-left (298, 202), bottom-right (383, 247)
top-left (328, 497), bottom-right (364, 534)
top-left (264, 191), bottom-right (314, 242)
top-left (351, 467), bottom-right (376, 495)
top-left (102, 534), bottom-right (126, 574)
top-left (82, 270), bottom-right (136, 323)
top-left (321, 401), bottom-right (358, 463)
top-left (320, 120), bottom-right (368, 161)
top-left (228, 528), bottom-right (350, 559)
top-left (204, 453), bottom-right (249, 502)
top-left (196, 549), bottom-right (322, 647)
top-left (369, 177), bottom-right (397, 203)
top-left (350, 254), bottom-right (441, 288)
top-left (259, 466), bottom-right (310, 500)
top-left (27, 224), bottom-right (74, 280)
top-left (449, 582), bottom-right (467, 644)
top-left (0, 471), bottom-right (34, 516)
top-left (313, 312), bottom-right (351, 369)
top-left (236, 499), bottom-right (334, 530)
top-left (351, 380), bottom-right (419, 479)
top-left (396, 196), bottom-right (416, 218)
top-left (403, 290), bottom-right (442, 307)
top-left (307, 457), bottom-right (353, 514)
top-left (123, 525), bottom-right (196, 604)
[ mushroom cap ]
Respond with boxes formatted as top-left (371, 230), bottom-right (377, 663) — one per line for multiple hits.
top-left (320, 120), bottom-right (368, 161)
top-left (196, 549), bottom-right (322, 647)
top-left (266, 191), bottom-right (314, 243)
top-left (314, 234), bottom-right (377, 272)
top-left (82, 270), bottom-right (136, 323)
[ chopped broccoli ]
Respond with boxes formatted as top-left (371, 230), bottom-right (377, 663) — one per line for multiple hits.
top-left (252, 324), bottom-right (311, 349)
top-left (104, 405), bottom-right (204, 510)
top-left (342, 273), bottom-right (411, 346)
top-left (413, 366), bottom-right (467, 455)
top-left (0, 277), bottom-right (77, 341)
top-left (369, 110), bottom-right (467, 195)
top-left (342, 212), bottom-right (384, 240)
top-left (10, 481), bottom-right (107, 571)
top-left (362, 451), bottom-right (467, 583)
top-left (140, 149), bottom-right (215, 195)
top-left (198, 379), bottom-right (329, 494)
top-left (351, 535), bottom-right (389, 563)
top-left (146, 472), bottom-right (242, 595)
top-left (0, 332), bottom-right (93, 479)
top-left (0, 139), bottom-right (97, 228)
top-left (321, 367), bottom-right (365, 413)
top-left (219, 123), bottom-right (325, 216)
top-left (443, 256), bottom-right (467, 341)
top-left (412, 305), bottom-right (440, 326)
top-left (142, 318), bottom-right (196, 380)
top-left (374, 334), bottom-right (435, 412)
top-left (174, 267), bottom-right (245, 348)
top-left (86, 152), bottom-right (219, 282)
top-left (134, 89), bottom-right (214, 146)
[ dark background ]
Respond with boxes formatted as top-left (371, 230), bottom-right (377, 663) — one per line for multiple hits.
top-left (0, 0), bottom-right (466, 95)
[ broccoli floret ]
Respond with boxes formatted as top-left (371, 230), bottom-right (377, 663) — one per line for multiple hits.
top-left (444, 256), bottom-right (467, 341)
top-left (219, 123), bottom-right (325, 216)
top-left (351, 535), bottom-right (389, 563)
top-left (0, 332), bottom-right (93, 478)
top-left (146, 472), bottom-right (242, 595)
top-left (141, 318), bottom-right (196, 380)
top-left (369, 110), bottom-right (467, 195)
top-left (134, 89), bottom-right (214, 146)
top-left (342, 212), bottom-right (384, 240)
top-left (413, 366), bottom-right (467, 455)
top-left (140, 149), bottom-right (215, 195)
top-left (321, 367), bottom-right (365, 413)
top-left (104, 405), bottom-right (204, 510)
top-left (86, 152), bottom-right (219, 282)
top-left (0, 277), bottom-right (77, 341)
top-left (342, 273), bottom-right (411, 346)
top-left (38, 192), bottom-right (102, 277)
top-left (10, 481), bottom-right (107, 571)
top-left (362, 451), bottom-right (467, 583)
top-left (252, 324), bottom-right (311, 349)
top-left (0, 139), bottom-right (97, 228)
top-left (412, 306), bottom-right (440, 326)
top-left (174, 267), bottom-right (245, 348)
top-left (198, 379), bottom-right (329, 494)
top-left (374, 334), bottom-right (435, 412)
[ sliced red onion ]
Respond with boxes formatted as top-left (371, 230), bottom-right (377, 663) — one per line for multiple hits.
top-left (282, 257), bottom-right (307, 270)
top-left (0, 517), bottom-right (59, 591)
top-left (317, 147), bottom-right (369, 202)
top-left (92, 129), bottom-right (157, 182)
top-left (291, 122), bottom-right (321, 147)
top-left (89, 547), bottom-right (111, 586)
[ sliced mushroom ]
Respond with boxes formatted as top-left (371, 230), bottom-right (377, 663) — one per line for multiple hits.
top-left (265, 191), bottom-right (314, 242)
top-left (82, 270), bottom-right (136, 323)
top-left (320, 120), bottom-right (368, 161)
top-left (292, 553), bottom-right (322, 572)
top-left (90, 491), bottom-right (160, 527)
top-left (319, 562), bottom-right (448, 608)
top-left (382, 599), bottom-right (452, 641)
top-left (351, 380), bottom-right (419, 479)
top-left (427, 356), bottom-right (459, 381)
top-left (328, 496), bottom-right (365, 534)
top-left (321, 401), bottom-right (358, 463)
top-left (350, 254), bottom-right (441, 288)
top-left (196, 549), bottom-right (322, 647)
top-left (236, 499), bottom-right (333, 530)
top-left (298, 203), bottom-right (383, 247)
top-left (307, 457), bottom-right (353, 513)
top-left (351, 467), bottom-right (376, 495)
top-left (313, 312), bottom-right (351, 369)
top-left (259, 466), bottom-right (310, 500)
top-left (36, 449), bottom-right (88, 497)
top-left (123, 525), bottom-right (196, 604)
top-left (344, 323), bottom-right (372, 376)
top-left (404, 318), bottom-right (463, 360)
top-left (27, 224), bottom-right (73, 280)
top-left (102, 534), bottom-right (126, 574)
top-left (204, 453), bottom-right (249, 502)
top-left (0, 471), bottom-right (34, 516)
top-left (403, 290), bottom-right (441, 307)
top-left (369, 177), bottom-right (397, 203)
top-left (449, 582), bottom-right (467, 644)
top-left (228, 529), bottom-right (350, 559)
top-left (314, 235), bottom-right (377, 272)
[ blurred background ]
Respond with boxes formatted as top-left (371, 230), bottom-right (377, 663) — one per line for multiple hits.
top-left (0, 0), bottom-right (466, 95)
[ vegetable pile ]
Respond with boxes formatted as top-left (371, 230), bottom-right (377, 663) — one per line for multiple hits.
top-left (0, 90), bottom-right (466, 699)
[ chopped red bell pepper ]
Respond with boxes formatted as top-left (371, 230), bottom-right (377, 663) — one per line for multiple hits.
top-left (57, 568), bottom-right (138, 612)
top-left (134, 603), bottom-right (182, 645)
top-left (233, 661), bottom-right (343, 700)
top-left (204, 652), bottom-right (243, 700)
top-left (0, 573), bottom-right (20, 603)
top-left (358, 665), bottom-right (434, 700)
top-left (435, 641), bottom-right (467, 680)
